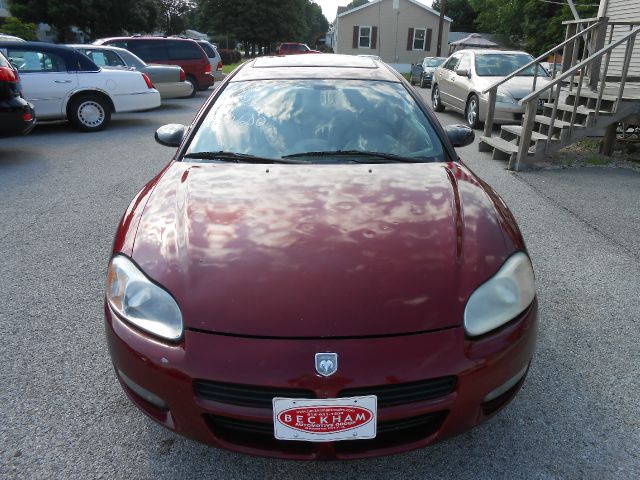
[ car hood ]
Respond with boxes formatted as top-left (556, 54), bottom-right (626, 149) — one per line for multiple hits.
top-left (474, 75), bottom-right (552, 100)
top-left (131, 162), bottom-right (521, 338)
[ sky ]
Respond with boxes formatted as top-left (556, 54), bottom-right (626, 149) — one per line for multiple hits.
top-left (315, 0), bottom-right (434, 22)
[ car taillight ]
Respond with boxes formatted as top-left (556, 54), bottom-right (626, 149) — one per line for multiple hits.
top-left (204, 62), bottom-right (211, 74)
top-left (179, 68), bottom-right (186, 82)
top-left (142, 73), bottom-right (154, 89)
top-left (0, 66), bottom-right (17, 82)
top-left (217, 61), bottom-right (223, 71)
top-left (22, 112), bottom-right (33, 122)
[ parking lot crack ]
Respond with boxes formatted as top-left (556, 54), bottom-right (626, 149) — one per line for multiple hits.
top-left (514, 172), bottom-right (639, 263)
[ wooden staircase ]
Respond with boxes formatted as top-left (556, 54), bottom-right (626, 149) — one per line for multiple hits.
top-left (477, 17), bottom-right (640, 171)
top-left (479, 85), bottom-right (640, 166)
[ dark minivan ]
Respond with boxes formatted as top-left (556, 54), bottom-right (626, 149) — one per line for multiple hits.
top-left (93, 37), bottom-right (214, 95)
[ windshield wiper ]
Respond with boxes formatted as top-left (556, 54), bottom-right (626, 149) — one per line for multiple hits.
top-left (282, 150), bottom-right (426, 163)
top-left (183, 151), bottom-right (301, 164)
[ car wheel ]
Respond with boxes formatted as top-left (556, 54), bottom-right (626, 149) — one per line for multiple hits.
top-left (68, 93), bottom-right (111, 132)
top-left (466, 94), bottom-right (481, 129)
top-left (432, 84), bottom-right (445, 112)
top-left (184, 75), bottom-right (198, 98)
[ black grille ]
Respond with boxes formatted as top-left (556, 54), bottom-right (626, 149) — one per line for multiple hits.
top-left (338, 376), bottom-right (457, 408)
top-left (204, 411), bottom-right (448, 455)
top-left (193, 380), bottom-right (314, 408)
top-left (194, 376), bottom-right (456, 409)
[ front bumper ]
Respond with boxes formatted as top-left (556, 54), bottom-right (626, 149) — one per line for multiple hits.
top-left (105, 300), bottom-right (538, 459)
top-left (478, 94), bottom-right (551, 124)
top-left (479, 97), bottom-right (526, 124)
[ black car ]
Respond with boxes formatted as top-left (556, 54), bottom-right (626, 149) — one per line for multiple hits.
top-left (410, 56), bottom-right (447, 88)
top-left (0, 50), bottom-right (35, 136)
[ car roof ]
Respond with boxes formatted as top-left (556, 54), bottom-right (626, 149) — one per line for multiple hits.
top-left (0, 41), bottom-right (75, 52)
top-left (95, 36), bottom-right (196, 43)
top-left (456, 49), bottom-right (530, 56)
top-left (68, 43), bottom-right (130, 54)
top-left (231, 54), bottom-right (400, 82)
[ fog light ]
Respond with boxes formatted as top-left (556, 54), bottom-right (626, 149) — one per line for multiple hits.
top-left (484, 364), bottom-right (529, 402)
top-left (118, 369), bottom-right (167, 410)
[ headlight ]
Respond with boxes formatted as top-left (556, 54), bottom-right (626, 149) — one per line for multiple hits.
top-left (496, 88), bottom-right (516, 104)
top-left (464, 252), bottom-right (536, 337)
top-left (106, 255), bottom-right (183, 341)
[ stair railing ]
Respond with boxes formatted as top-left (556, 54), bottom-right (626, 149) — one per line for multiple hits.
top-left (481, 18), bottom-right (604, 139)
top-left (514, 25), bottom-right (640, 169)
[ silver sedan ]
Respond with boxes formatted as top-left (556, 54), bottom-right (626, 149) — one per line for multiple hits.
top-left (70, 44), bottom-right (194, 99)
top-left (431, 49), bottom-right (551, 128)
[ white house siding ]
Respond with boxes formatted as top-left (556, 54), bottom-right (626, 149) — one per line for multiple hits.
top-left (601, 0), bottom-right (640, 79)
top-left (336, 0), bottom-right (451, 65)
top-left (0, 0), bottom-right (10, 18)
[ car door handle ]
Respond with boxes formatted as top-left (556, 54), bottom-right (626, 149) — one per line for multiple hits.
top-left (54, 80), bottom-right (72, 83)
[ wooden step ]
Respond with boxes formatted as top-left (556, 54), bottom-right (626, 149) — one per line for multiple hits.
top-left (562, 88), bottom-right (619, 102)
top-left (545, 103), bottom-right (601, 115)
top-left (479, 135), bottom-right (536, 154)
top-left (535, 115), bottom-right (586, 129)
top-left (501, 125), bottom-right (559, 142)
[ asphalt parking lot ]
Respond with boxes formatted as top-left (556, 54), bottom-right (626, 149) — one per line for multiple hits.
top-left (1, 85), bottom-right (638, 479)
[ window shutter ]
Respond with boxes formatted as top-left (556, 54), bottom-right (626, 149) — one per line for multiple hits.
top-left (425, 28), bottom-right (432, 51)
top-left (353, 26), bottom-right (359, 49)
top-left (371, 26), bottom-right (378, 49)
top-left (407, 28), bottom-right (414, 51)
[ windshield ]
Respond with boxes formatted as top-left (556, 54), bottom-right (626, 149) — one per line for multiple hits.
top-left (475, 53), bottom-right (548, 77)
top-left (187, 80), bottom-right (445, 163)
top-left (424, 57), bottom-right (445, 67)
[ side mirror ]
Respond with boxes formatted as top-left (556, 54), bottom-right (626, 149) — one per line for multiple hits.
top-left (455, 68), bottom-right (470, 78)
top-left (445, 124), bottom-right (475, 148)
top-left (155, 124), bottom-right (186, 147)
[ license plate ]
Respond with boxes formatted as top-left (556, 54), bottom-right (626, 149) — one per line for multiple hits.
top-left (273, 396), bottom-right (377, 442)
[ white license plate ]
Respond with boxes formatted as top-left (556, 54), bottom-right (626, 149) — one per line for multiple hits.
top-left (273, 395), bottom-right (377, 442)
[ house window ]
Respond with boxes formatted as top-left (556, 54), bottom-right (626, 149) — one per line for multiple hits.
top-left (359, 26), bottom-right (371, 48)
top-left (413, 28), bottom-right (426, 50)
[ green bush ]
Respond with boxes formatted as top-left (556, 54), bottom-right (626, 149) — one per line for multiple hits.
top-left (218, 49), bottom-right (241, 65)
top-left (0, 17), bottom-right (38, 41)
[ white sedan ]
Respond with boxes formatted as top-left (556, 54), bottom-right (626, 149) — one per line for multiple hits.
top-left (0, 40), bottom-right (161, 131)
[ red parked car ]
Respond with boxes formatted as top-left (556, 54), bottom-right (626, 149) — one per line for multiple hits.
top-left (105, 54), bottom-right (538, 460)
top-left (93, 36), bottom-right (213, 96)
top-left (277, 42), bottom-right (320, 55)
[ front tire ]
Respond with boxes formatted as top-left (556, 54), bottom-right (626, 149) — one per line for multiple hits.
top-left (466, 94), bottom-right (482, 129)
top-left (68, 94), bottom-right (111, 132)
top-left (432, 84), bottom-right (445, 112)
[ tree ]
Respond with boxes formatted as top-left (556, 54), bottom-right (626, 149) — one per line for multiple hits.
top-left (7, 0), bottom-right (159, 41)
top-left (0, 16), bottom-right (38, 40)
top-left (467, 0), bottom-right (599, 54)
top-left (468, 0), bottom-right (525, 47)
top-left (197, 0), bottom-right (328, 54)
top-left (432, 0), bottom-right (477, 33)
top-left (157, 0), bottom-right (195, 35)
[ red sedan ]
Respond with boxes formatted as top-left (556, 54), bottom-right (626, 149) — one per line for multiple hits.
top-left (105, 54), bottom-right (538, 459)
